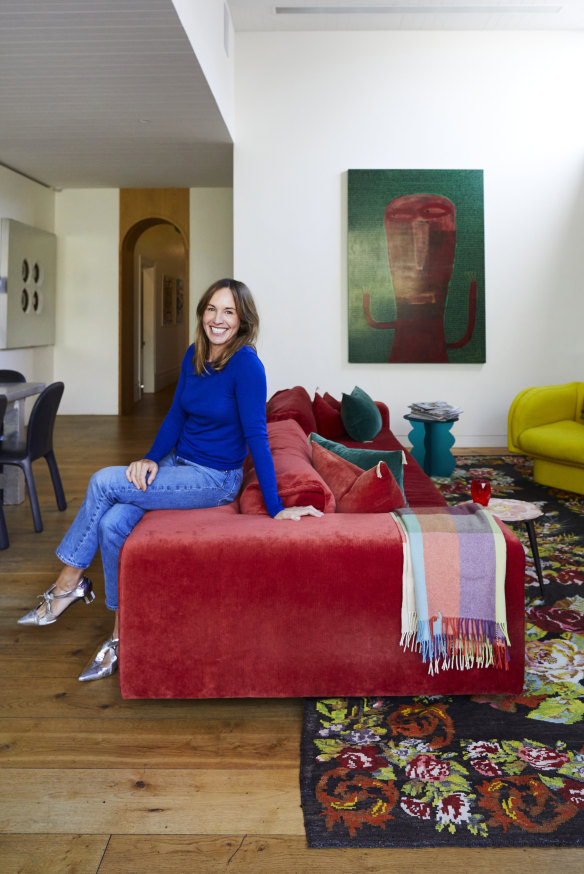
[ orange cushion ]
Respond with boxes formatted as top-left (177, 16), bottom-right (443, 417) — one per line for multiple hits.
top-left (311, 441), bottom-right (406, 513)
top-left (240, 419), bottom-right (336, 514)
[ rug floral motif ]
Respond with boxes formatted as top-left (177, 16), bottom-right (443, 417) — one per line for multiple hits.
top-left (300, 456), bottom-right (584, 847)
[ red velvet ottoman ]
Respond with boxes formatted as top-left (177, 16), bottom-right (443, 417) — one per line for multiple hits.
top-left (118, 505), bottom-right (525, 699)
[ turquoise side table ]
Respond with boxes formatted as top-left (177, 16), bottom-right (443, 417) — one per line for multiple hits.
top-left (404, 414), bottom-right (459, 477)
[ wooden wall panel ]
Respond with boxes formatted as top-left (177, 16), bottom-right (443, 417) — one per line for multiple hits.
top-left (118, 189), bottom-right (189, 414)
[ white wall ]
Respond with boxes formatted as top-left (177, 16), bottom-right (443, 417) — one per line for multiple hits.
top-left (172, 0), bottom-right (235, 136)
top-left (54, 189), bottom-right (119, 413)
top-left (1, 172), bottom-right (233, 414)
top-left (49, 187), bottom-right (232, 414)
top-left (234, 31), bottom-right (584, 445)
top-left (189, 187), bottom-right (234, 338)
top-left (0, 173), bottom-right (121, 416)
top-left (0, 166), bottom-right (56, 382)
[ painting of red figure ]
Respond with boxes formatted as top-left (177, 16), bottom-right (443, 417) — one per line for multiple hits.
top-left (348, 170), bottom-right (485, 364)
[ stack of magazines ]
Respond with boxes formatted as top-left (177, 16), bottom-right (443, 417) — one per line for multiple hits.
top-left (408, 401), bottom-right (462, 421)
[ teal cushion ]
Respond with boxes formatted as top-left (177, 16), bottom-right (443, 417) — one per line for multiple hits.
top-left (341, 386), bottom-right (382, 441)
top-left (310, 433), bottom-right (406, 498)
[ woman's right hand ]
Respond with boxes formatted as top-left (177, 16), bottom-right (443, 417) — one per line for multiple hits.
top-left (274, 505), bottom-right (324, 522)
top-left (126, 458), bottom-right (159, 491)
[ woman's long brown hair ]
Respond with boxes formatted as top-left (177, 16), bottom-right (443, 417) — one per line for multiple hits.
top-left (193, 279), bottom-right (259, 374)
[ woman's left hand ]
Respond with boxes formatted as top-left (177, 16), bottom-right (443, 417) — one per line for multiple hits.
top-left (125, 458), bottom-right (159, 491)
top-left (274, 505), bottom-right (324, 522)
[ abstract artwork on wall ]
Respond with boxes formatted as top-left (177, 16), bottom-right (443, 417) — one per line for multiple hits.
top-left (348, 169), bottom-right (485, 364)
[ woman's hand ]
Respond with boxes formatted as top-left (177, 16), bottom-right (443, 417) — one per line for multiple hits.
top-left (126, 458), bottom-right (159, 491)
top-left (274, 505), bottom-right (324, 522)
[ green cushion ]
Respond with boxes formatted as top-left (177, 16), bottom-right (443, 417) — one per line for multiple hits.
top-left (340, 386), bottom-right (382, 441)
top-left (310, 432), bottom-right (406, 497)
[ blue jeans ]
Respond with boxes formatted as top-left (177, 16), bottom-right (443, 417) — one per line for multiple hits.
top-left (56, 453), bottom-right (243, 611)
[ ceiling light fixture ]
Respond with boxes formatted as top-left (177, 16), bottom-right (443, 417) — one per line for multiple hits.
top-left (275, 5), bottom-right (563, 14)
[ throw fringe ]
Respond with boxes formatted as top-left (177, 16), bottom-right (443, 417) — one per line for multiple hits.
top-left (416, 615), bottom-right (509, 675)
top-left (393, 505), bottom-right (509, 675)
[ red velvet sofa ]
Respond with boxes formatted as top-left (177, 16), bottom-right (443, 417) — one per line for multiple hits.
top-left (118, 387), bottom-right (525, 699)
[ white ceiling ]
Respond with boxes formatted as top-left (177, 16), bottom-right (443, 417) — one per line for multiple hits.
top-left (229, 1), bottom-right (584, 32)
top-left (0, 1), bottom-right (582, 190)
top-left (0, 0), bottom-right (233, 190)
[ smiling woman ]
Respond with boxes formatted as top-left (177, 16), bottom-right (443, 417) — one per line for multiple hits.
top-left (17, 277), bottom-right (323, 683)
top-left (203, 287), bottom-right (241, 358)
top-left (193, 278), bottom-right (259, 374)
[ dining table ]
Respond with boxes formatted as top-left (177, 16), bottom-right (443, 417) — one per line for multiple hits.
top-left (0, 380), bottom-right (46, 504)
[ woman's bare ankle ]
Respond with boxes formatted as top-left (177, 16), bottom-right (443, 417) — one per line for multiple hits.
top-left (54, 567), bottom-right (86, 594)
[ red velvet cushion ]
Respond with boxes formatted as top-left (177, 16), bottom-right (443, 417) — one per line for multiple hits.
top-left (240, 419), bottom-right (336, 514)
top-left (323, 392), bottom-right (341, 411)
top-left (312, 392), bottom-right (345, 439)
top-left (311, 441), bottom-right (406, 513)
top-left (266, 386), bottom-right (317, 435)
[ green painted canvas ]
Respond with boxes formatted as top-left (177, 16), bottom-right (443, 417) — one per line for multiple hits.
top-left (348, 169), bottom-right (485, 364)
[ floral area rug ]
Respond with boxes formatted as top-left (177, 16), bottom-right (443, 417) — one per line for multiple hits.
top-left (300, 456), bottom-right (584, 848)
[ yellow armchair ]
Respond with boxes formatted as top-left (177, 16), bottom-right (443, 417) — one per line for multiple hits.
top-left (508, 382), bottom-right (584, 494)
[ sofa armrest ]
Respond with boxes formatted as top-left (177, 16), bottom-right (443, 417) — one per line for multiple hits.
top-left (508, 383), bottom-right (582, 452)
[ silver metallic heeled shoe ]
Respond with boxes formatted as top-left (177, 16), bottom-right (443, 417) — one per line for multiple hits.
top-left (78, 637), bottom-right (119, 682)
top-left (17, 576), bottom-right (95, 626)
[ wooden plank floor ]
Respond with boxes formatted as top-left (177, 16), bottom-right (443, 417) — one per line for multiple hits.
top-left (1, 392), bottom-right (581, 873)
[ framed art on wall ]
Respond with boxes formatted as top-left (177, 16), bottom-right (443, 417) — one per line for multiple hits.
top-left (162, 275), bottom-right (174, 325)
top-left (175, 278), bottom-right (184, 325)
top-left (348, 169), bottom-right (485, 364)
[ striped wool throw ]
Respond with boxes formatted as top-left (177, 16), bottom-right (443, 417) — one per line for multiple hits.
top-left (392, 504), bottom-right (510, 674)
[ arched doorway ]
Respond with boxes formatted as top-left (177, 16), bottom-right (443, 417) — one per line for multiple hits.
top-left (119, 189), bottom-right (190, 414)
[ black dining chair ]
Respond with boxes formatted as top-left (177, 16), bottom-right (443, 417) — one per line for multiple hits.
top-left (0, 382), bottom-right (66, 533)
top-left (0, 370), bottom-right (26, 383)
top-left (0, 395), bottom-right (8, 548)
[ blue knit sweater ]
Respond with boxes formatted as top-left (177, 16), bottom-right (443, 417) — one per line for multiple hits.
top-left (146, 345), bottom-right (284, 517)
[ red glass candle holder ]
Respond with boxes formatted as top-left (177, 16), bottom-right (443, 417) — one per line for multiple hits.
top-left (471, 478), bottom-right (491, 507)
